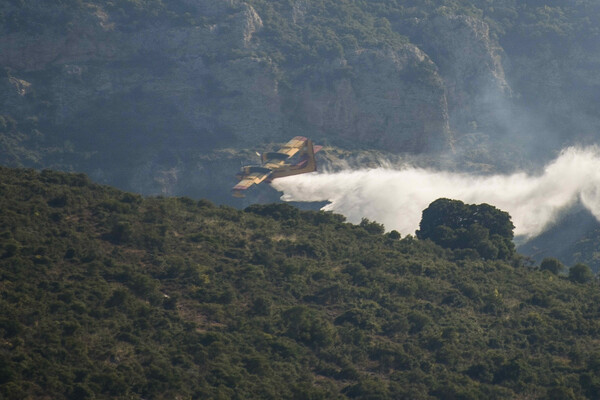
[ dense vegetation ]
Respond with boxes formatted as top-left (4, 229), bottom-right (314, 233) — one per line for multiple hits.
top-left (5, 0), bottom-right (598, 57)
top-left (246, 0), bottom-right (600, 70)
top-left (0, 0), bottom-right (200, 34)
top-left (1, 167), bottom-right (600, 399)
top-left (417, 198), bottom-right (515, 261)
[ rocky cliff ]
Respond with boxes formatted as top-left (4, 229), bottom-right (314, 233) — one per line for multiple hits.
top-left (410, 14), bottom-right (511, 135)
top-left (1, 1), bottom-right (599, 201)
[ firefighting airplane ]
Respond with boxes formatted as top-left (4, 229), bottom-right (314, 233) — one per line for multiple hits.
top-left (232, 136), bottom-right (322, 198)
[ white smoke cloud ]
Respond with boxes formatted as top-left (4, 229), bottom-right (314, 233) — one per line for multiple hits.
top-left (272, 146), bottom-right (600, 238)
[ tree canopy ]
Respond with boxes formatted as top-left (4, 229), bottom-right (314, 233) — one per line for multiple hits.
top-left (416, 198), bottom-right (515, 260)
top-left (569, 263), bottom-right (594, 284)
top-left (540, 257), bottom-right (564, 275)
top-left (1, 167), bottom-right (600, 399)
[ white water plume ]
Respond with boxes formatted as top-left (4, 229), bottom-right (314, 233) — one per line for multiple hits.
top-left (272, 147), bottom-right (600, 238)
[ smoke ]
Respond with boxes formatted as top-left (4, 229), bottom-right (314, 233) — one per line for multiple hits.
top-left (272, 146), bottom-right (600, 238)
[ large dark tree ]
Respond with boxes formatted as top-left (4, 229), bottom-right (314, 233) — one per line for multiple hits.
top-left (540, 258), bottom-right (564, 275)
top-left (417, 198), bottom-right (515, 260)
top-left (569, 263), bottom-right (594, 284)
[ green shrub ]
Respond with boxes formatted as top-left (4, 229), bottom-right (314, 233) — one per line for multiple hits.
top-left (569, 263), bottom-right (594, 283)
top-left (417, 198), bottom-right (515, 260)
top-left (540, 257), bottom-right (564, 274)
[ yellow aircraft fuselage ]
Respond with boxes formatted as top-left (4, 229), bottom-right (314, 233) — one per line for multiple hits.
top-left (232, 136), bottom-right (320, 197)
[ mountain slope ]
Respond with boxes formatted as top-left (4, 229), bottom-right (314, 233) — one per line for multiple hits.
top-left (519, 206), bottom-right (600, 273)
top-left (2, 1), bottom-right (600, 199)
top-left (1, 167), bottom-right (600, 399)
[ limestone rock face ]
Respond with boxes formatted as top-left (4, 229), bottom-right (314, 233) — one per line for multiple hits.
top-left (0, 2), bottom-right (527, 197)
top-left (238, 4), bottom-right (263, 46)
top-left (0, 2), bottom-right (456, 154)
top-left (299, 46), bottom-right (451, 152)
top-left (0, 12), bottom-right (117, 72)
top-left (412, 14), bottom-right (510, 134)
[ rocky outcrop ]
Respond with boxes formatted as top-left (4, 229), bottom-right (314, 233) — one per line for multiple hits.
top-left (0, 1), bottom-right (457, 153)
top-left (0, 11), bottom-right (117, 72)
top-left (0, 2), bottom-right (522, 198)
top-left (411, 14), bottom-right (511, 134)
top-left (298, 47), bottom-right (451, 152)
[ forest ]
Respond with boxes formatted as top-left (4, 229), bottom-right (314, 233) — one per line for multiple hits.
top-left (1, 167), bottom-right (599, 399)
top-left (3, 1), bottom-right (600, 398)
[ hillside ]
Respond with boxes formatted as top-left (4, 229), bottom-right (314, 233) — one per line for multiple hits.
top-left (519, 206), bottom-right (600, 274)
top-left (1, 167), bottom-right (600, 399)
top-left (1, 1), bottom-right (600, 200)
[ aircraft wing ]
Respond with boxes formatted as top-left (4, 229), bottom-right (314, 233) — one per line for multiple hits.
top-left (278, 136), bottom-right (308, 156)
top-left (232, 167), bottom-right (272, 197)
top-left (263, 136), bottom-right (308, 162)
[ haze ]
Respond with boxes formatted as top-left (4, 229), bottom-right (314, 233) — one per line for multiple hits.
top-left (273, 146), bottom-right (600, 238)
